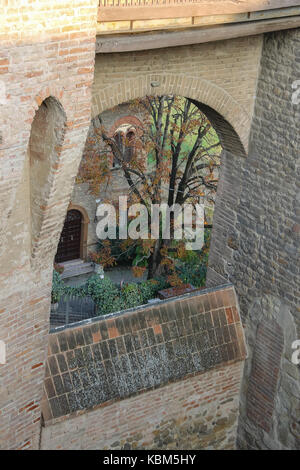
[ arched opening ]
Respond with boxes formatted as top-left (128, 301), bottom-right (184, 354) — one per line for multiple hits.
top-left (78, 94), bottom-right (238, 291)
top-left (55, 204), bottom-right (90, 263)
top-left (113, 125), bottom-right (136, 167)
top-left (50, 87), bottom-right (247, 324)
top-left (28, 96), bottom-right (66, 263)
top-left (188, 98), bottom-right (247, 286)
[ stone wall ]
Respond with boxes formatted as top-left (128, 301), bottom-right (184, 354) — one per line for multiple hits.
top-left (71, 102), bottom-right (148, 253)
top-left (40, 285), bottom-right (246, 449)
top-left (89, 28), bottom-right (300, 450)
top-left (208, 29), bottom-right (300, 449)
top-left (0, 0), bottom-right (98, 450)
top-left (237, 29), bottom-right (300, 450)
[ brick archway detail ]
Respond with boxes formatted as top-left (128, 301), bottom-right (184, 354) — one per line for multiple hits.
top-left (91, 74), bottom-right (250, 154)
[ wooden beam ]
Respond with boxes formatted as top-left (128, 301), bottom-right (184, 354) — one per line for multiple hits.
top-left (98, 1), bottom-right (300, 22)
top-left (96, 6), bottom-right (300, 35)
top-left (96, 15), bottom-right (300, 53)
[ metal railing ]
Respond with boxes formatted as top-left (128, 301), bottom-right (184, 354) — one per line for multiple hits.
top-left (50, 294), bottom-right (97, 329)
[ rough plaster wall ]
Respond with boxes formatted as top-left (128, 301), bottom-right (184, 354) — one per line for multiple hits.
top-left (41, 361), bottom-right (244, 450)
top-left (208, 28), bottom-right (300, 449)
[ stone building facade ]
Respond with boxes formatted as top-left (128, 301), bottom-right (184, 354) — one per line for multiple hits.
top-left (0, 0), bottom-right (299, 450)
top-left (69, 102), bottom-right (148, 257)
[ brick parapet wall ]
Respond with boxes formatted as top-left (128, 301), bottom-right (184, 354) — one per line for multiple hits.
top-left (40, 284), bottom-right (246, 449)
top-left (41, 285), bottom-right (246, 426)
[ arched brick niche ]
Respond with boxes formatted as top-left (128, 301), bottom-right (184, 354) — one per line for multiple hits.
top-left (237, 295), bottom-right (300, 450)
top-left (246, 318), bottom-right (284, 433)
top-left (91, 74), bottom-right (250, 154)
top-left (28, 96), bottom-right (67, 266)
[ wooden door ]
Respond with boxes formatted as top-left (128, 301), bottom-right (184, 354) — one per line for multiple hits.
top-left (55, 210), bottom-right (82, 263)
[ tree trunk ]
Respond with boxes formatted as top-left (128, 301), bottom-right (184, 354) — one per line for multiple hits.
top-left (147, 238), bottom-right (172, 279)
top-left (147, 239), bottom-right (162, 279)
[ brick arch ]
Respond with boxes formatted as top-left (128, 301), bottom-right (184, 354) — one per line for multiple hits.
top-left (91, 74), bottom-right (250, 155)
top-left (2, 84), bottom-right (88, 269)
top-left (29, 96), bottom-right (68, 270)
top-left (0, 87), bottom-right (71, 261)
top-left (27, 88), bottom-right (93, 272)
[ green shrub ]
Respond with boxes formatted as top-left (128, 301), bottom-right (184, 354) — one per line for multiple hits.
top-left (86, 275), bottom-right (122, 315)
top-left (121, 283), bottom-right (143, 309)
top-left (63, 284), bottom-right (87, 299)
top-left (97, 224), bottom-right (137, 266)
top-left (175, 262), bottom-right (207, 288)
top-left (152, 276), bottom-right (170, 292)
top-left (174, 228), bottom-right (211, 288)
top-left (178, 249), bottom-right (200, 265)
top-left (138, 280), bottom-right (158, 303)
top-left (51, 271), bottom-right (64, 304)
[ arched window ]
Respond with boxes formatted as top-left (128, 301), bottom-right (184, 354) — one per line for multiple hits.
top-left (113, 125), bottom-right (136, 167)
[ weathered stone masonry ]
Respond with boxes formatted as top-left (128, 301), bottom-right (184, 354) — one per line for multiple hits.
top-left (236, 29), bottom-right (300, 450)
top-left (208, 29), bottom-right (300, 449)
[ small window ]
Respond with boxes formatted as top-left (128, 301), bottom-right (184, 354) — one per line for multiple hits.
top-left (113, 127), bottom-right (136, 167)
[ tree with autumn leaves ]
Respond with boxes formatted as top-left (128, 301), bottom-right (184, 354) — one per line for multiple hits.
top-left (77, 96), bottom-right (221, 285)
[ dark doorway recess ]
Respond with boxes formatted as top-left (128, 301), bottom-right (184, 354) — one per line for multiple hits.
top-left (55, 210), bottom-right (82, 263)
